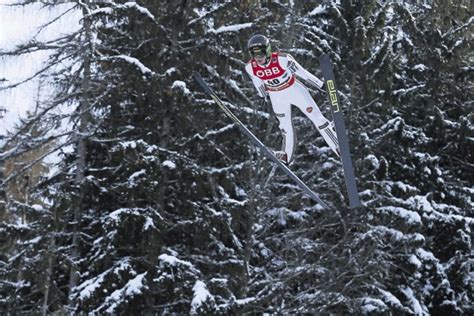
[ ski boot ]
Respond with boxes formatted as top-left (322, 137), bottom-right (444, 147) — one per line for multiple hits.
top-left (318, 121), bottom-right (340, 158)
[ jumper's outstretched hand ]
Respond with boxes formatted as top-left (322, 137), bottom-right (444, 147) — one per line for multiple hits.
top-left (259, 96), bottom-right (269, 108)
top-left (250, 95), bottom-right (268, 108)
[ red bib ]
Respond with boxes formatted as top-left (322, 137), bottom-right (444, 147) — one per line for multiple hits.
top-left (251, 52), bottom-right (285, 80)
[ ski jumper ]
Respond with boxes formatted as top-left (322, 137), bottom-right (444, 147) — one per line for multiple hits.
top-left (245, 52), bottom-right (339, 162)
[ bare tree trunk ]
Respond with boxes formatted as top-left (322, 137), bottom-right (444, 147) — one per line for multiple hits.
top-left (158, 115), bottom-right (171, 210)
top-left (240, 190), bottom-right (256, 295)
top-left (0, 158), bottom-right (6, 220)
top-left (42, 238), bottom-right (55, 316)
top-left (68, 0), bottom-right (92, 309)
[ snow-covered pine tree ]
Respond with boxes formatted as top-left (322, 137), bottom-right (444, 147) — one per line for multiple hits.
top-left (388, 2), bottom-right (473, 313)
top-left (0, 108), bottom-right (61, 313)
top-left (312, 0), bottom-right (473, 314)
top-left (1, 0), bottom-right (472, 314)
top-left (1, 1), bottom-right (104, 313)
top-left (64, 1), bottom-right (253, 313)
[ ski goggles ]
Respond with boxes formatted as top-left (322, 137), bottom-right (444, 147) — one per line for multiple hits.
top-left (249, 46), bottom-right (267, 58)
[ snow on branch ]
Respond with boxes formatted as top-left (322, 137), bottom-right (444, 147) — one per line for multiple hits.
top-left (190, 280), bottom-right (215, 314)
top-left (375, 287), bottom-right (407, 311)
top-left (202, 124), bottom-right (237, 138)
top-left (392, 84), bottom-right (426, 96)
top-left (101, 272), bottom-right (149, 314)
top-left (184, 123), bottom-right (239, 147)
top-left (100, 55), bottom-right (154, 75)
top-left (171, 80), bottom-right (191, 95)
top-left (158, 253), bottom-right (195, 269)
top-left (373, 116), bottom-right (430, 144)
top-left (122, 2), bottom-right (155, 20)
top-left (367, 225), bottom-right (425, 245)
top-left (376, 206), bottom-right (422, 225)
top-left (442, 16), bottom-right (473, 38)
top-left (209, 22), bottom-right (253, 34)
top-left (187, 3), bottom-right (231, 26)
top-left (88, 2), bottom-right (155, 22)
top-left (400, 286), bottom-right (425, 315)
top-left (308, 4), bottom-right (327, 16)
top-left (107, 207), bottom-right (163, 226)
top-left (359, 297), bottom-right (388, 314)
top-left (76, 267), bottom-right (111, 300)
top-left (406, 195), bottom-right (474, 225)
top-left (74, 258), bottom-right (137, 305)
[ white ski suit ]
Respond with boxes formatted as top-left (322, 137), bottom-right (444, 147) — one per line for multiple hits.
top-left (245, 52), bottom-right (339, 162)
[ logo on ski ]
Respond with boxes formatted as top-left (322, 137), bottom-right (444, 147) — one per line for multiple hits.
top-left (326, 80), bottom-right (340, 113)
top-left (320, 54), bottom-right (361, 208)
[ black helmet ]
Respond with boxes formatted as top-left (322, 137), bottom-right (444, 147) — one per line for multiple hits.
top-left (248, 34), bottom-right (271, 60)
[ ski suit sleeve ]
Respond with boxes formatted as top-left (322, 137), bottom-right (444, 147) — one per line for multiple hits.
top-left (245, 64), bottom-right (267, 98)
top-left (286, 54), bottom-right (324, 88)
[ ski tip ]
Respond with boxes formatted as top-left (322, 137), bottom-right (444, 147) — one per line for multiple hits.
top-left (349, 200), bottom-right (362, 209)
top-left (319, 53), bottom-right (330, 63)
top-left (192, 71), bottom-right (202, 81)
top-left (192, 71), bottom-right (214, 95)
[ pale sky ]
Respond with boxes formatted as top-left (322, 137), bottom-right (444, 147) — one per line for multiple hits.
top-left (0, 1), bottom-right (80, 134)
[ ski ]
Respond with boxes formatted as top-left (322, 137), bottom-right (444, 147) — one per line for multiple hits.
top-left (193, 71), bottom-right (330, 210)
top-left (319, 54), bottom-right (361, 208)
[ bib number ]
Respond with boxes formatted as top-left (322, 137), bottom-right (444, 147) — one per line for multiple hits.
top-left (266, 78), bottom-right (281, 86)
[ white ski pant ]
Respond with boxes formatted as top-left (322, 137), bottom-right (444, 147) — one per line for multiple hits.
top-left (268, 80), bottom-right (339, 162)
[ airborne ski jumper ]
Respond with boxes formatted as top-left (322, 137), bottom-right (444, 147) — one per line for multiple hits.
top-left (193, 35), bottom-right (361, 208)
top-left (245, 34), bottom-right (339, 164)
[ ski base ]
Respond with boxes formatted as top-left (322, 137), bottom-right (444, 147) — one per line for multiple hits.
top-left (319, 54), bottom-right (361, 209)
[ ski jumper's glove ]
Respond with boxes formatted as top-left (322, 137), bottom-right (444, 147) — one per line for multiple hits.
top-left (259, 96), bottom-right (269, 108)
top-left (249, 94), bottom-right (268, 108)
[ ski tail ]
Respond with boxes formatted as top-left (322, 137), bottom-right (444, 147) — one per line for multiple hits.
top-left (319, 54), bottom-right (361, 209)
top-left (192, 71), bottom-right (331, 210)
